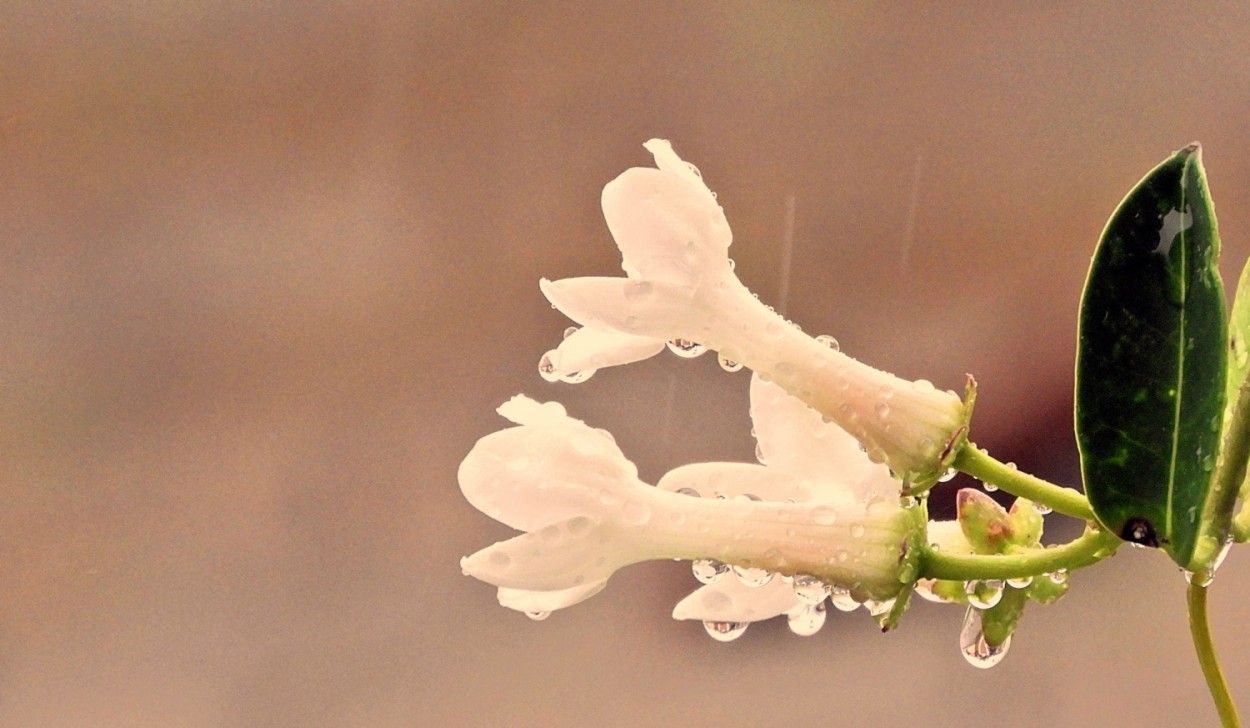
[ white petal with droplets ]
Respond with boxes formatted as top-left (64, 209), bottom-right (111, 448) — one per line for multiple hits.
top-left (547, 327), bottom-right (665, 377)
top-left (496, 581), bottom-right (608, 613)
top-left (672, 577), bottom-right (798, 622)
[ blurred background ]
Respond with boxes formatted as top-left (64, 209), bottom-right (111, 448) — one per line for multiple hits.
top-left (3, 2), bottom-right (1250, 726)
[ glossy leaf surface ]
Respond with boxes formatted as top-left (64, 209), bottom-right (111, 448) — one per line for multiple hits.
top-left (1076, 145), bottom-right (1226, 567)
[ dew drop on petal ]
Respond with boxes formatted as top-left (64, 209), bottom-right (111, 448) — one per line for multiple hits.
top-left (811, 505), bottom-right (838, 526)
top-left (559, 368), bottom-right (596, 384)
top-left (718, 355), bottom-right (743, 372)
top-left (703, 620), bottom-right (749, 642)
top-left (667, 339), bottom-right (707, 358)
top-left (525, 610), bottom-right (551, 621)
top-left (675, 486), bottom-right (701, 498)
top-left (788, 601), bottom-right (828, 636)
top-left (964, 579), bottom-right (1005, 610)
top-left (754, 442), bottom-right (768, 465)
top-left (849, 523), bottom-right (865, 538)
top-left (563, 326), bottom-right (579, 339)
top-left (816, 334), bottom-right (840, 352)
top-left (829, 587), bottom-right (860, 612)
top-left (792, 575), bottom-right (831, 605)
top-left (732, 565), bottom-right (774, 588)
top-left (692, 559), bottom-right (729, 584)
top-left (960, 606), bottom-right (1011, 668)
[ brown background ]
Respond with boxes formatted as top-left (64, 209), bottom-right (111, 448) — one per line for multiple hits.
top-left (4, 3), bottom-right (1250, 726)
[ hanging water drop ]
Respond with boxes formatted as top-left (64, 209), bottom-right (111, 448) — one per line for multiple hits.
top-left (1047, 569), bottom-right (1068, 585)
top-left (1032, 502), bottom-right (1053, 516)
top-left (538, 351), bottom-right (561, 383)
top-left (938, 467), bottom-right (958, 483)
top-left (959, 606), bottom-right (1011, 668)
top-left (964, 579), bottom-right (1005, 610)
top-left (791, 575), bottom-right (831, 605)
top-left (718, 355), bottom-right (743, 372)
top-left (754, 442), bottom-right (768, 465)
top-left (732, 564), bottom-right (774, 588)
top-left (863, 597), bottom-right (896, 617)
top-left (525, 610), bottom-right (551, 622)
top-left (692, 559), bottom-right (729, 584)
top-left (1006, 575), bottom-right (1034, 589)
top-left (562, 326), bottom-right (579, 339)
top-left (667, 338), bottom-right (707, 358)
top-left (914, 578), bottom-right (954, 604)
top-left (829, 586), bottom-right (860, 612)
top-left (787, 601), bottom-right (828, 636)
top-left (703, 620), bottom-right (749, 642)
top-left (982, 481), bottom-right (998, 493)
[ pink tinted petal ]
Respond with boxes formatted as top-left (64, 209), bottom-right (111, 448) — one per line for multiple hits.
top-left (497, 581), bottom-right (608, 613)
top-left (671, 577), bottom-right (799, 622)
top-left (547, 327), bottom-right (665, 376)
top-left (540, 277), bottom-right (697, 340)
top-left (656, 462), bottom-right (815, 503)
top-left (458, 421), bottom-right (641, 531)
top-left (601, 166), bottom-right (730, 287)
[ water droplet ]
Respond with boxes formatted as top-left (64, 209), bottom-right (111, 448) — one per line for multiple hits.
top-left (850, 523), bottom-right (865, 538)
top-left (787, 601), bottom-right (828, 636)
top-left (1184, 568), bottom-right (1214, 587)
top-left (704, 620), bottom-right (749, 642)
top-left (914, 578), bottom-right (954, 603)
top-left (1046, 569), bottom-right (1068, 585)
top-left (959, 606), bottom-right (1010, 668)
top-left (899, 496), bottom-right (919, 510)
top-left (1032, 502), bottom-right (1053, 516)
top-left (732, 565), bottom-right (774, 587)
top-left (692, 559), bottom-right (729, 584)
top-left (792, 575), bottom-right (831, 605)
top-left (538, 352), bottom-right (561, 382)
top-left (562, 326), bottom-right (579, 339)
top-left (717, 355), bottom-right (743, 372)
top-left (754, 442), bottom-right (768, 465)
top-left (982, 481), bottom-right (998, 493)
top-left (829, 587), bottom-right (860, 612)
top-left (727, 258), bottom-right (736, 270)
top-left (675, 486), bottom-right (700, 498)
top-left (667, 339), bottom-right (707, 358)
top-left (1006, 575), bottom-right (1034, 589)
top-left (964, 579), bottom-right (1005, 610)
top-left (623, 280), bottom-right (654, 301)
top-left (938, 468), bottom-right (958, 483)
top-left (874, 402), bottom-right (891, 420)
top-left (525, 610), bottom-right (551, 621)
top-left (816, 334), bottom-right (840, 351)
top-left (864, 597), bottom-right (896, 617)
top-left (559, 368), bottom-right (595, 384)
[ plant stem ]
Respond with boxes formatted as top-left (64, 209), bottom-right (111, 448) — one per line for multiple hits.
top-left (1188, 580), bottom-right (1242, 728)
top-left (919, 527), bottom-right (1118, 581)
top-left (954, 443), bottom-right (1095, 521)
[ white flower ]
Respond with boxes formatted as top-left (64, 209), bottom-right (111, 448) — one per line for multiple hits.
top-left (539, 139), bottom-right (970, 487)
top-left (665, 373), bottom-right (913, 629)
top-left (458, 386), bottom-right (924, 617)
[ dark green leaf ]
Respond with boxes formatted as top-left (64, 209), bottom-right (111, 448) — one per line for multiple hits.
top-left (1075, 144), bottom-right (1227, 568)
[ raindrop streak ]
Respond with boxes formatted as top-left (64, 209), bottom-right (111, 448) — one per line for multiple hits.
top-left (960, 607), bottom-right (1011, 668)
top-left (692, 559), bottom-right (729, 584)
top-left (667, 339), bottom-right (707, 358)
top-left (704, 620), bottom-right (749, 642)
top-left (787, 602), bottom-right (828, 636)
top-left (964, 579), bottom-right (1005, 610)
top-left (525, 610), bottom-right (551, 622)
top-left (732, 565), bottom-right (774, 588)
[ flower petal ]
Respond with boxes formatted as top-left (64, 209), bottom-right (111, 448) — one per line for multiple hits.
top-left (749, 374), bottom-right (898, 501)
top-left (540, 276), bottom-right (698, 342)
top-left (602, 144), bottom-right (731, 287)
top-left (496, 394), bottom-right (569, 427)
top-left (460, 516), bottom-right (628, 592)
top-left (671, 577), bottom-right (799, 622)
top-left (545, 327), bottom-right (666, 378)
top-left (657, 462), bottom-right (819, 503)
top-left (458, 416), bottom-right (642, 531)
top-left (496, 581), bottom-right (608, 613)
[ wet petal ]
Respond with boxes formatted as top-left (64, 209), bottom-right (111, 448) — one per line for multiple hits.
top-left (460, 516), bottom-right (628, 592)
top-left (671, 577), bottom-right (798, 622)
top-left (458, 419), bottom-right (641, 531)
top-left (546, 327), bottom-right (665, 378)
top-left (657, 462), bottom-right (819, 503)
top-left (540, 276), bottom-right (697, 341)
top-left (749, 374), bottom-right (897, 501)
top-left (497, 581), bottom-right (608, 613)
top-left (496, 394), bottom-right (569, 427)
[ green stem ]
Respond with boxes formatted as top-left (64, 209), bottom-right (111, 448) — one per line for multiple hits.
top-left (1188, 581), bottom-right (1242, 728)
top-left (920, 527), bottom-right (1118, 581)
top-left (954, 443), bottom-right (1095, 521)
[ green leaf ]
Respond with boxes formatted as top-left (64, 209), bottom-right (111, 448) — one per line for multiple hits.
top-left (1075, 144), bottom-right (1227, 568)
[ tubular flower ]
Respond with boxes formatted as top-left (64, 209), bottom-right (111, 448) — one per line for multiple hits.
top-left (458, 383), bottom-right (925, 622)
top-left (539, 139), bottom-right (971, 487)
